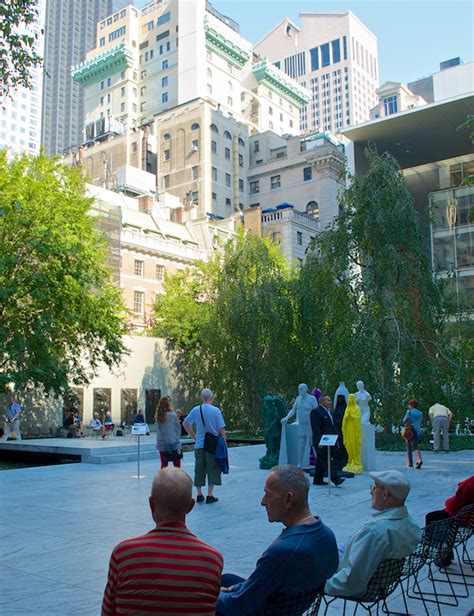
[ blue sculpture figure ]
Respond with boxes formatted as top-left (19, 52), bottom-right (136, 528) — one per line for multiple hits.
top-left (259, 396), bottom-right (287, 469)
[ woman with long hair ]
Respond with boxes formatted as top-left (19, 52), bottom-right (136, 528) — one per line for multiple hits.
top-left (403, 399), bottom-right (423, 469)
top-left (155, 395), bottom-right (181, 469)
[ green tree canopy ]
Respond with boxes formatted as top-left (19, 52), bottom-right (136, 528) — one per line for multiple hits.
top-left (0, 1), bottom-right (43, 95)
top-left (152, 230), bottom-right (297, 428)
top-left (0, 151), bottom-right (128, 393)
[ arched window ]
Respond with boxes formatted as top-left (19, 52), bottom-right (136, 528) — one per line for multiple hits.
top-left (191, 123), bottom-right (200, 130)
top-left (163, 133), bottom-right (171, 141)
top-left (306, 201), bottom-right (320, 221)
top-left (223, 130), bottom-right (232, 140)
top-left (210, 123), bottom-right (218, 133)
top-left (238, 137), bottom-right (245, 147)
top-left (207, 68), bottom-right (212, 79)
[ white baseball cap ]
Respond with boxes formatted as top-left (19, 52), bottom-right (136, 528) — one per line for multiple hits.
top-left (370, 470), bottom-right (411, 501)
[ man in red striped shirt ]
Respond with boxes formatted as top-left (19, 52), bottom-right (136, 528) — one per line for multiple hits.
top-left (102, 467), bottom-right (223, 615)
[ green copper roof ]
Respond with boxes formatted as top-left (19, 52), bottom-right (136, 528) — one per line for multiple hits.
top-left (252, 59), bottom-right (310, 107)
top-left (204, 20), bottom-right (250, 69)
top-left (71, 42), bottom-right (134, 86)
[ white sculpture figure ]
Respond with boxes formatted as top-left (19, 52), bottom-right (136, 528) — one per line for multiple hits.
top-left (355, 380), bottom-right (372, 425)
top-left (281, 383), bottom-right (317, 468)
top-left (334, 381), bottom-right (349, 404)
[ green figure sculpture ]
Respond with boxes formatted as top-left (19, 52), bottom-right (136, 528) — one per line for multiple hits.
top-left (259, 395), bottom-right (287, 469)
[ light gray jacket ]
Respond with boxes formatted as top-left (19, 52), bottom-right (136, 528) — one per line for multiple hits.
top-left (156, 411), bottom-right (181, 452)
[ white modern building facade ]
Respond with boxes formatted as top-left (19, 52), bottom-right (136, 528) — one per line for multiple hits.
top-left (255, 12), bottom-right (379, 134)
top-left (0, 0), bottom-right (45, 157)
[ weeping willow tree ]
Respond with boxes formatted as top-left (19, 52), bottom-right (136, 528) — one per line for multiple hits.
top-left (301, 148), bottom-right (459, 428)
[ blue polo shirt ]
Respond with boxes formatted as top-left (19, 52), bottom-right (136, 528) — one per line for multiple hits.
top-left (217, 518), bottom-right (338, 615)
top-left (7, 401), bottom-right (21, 421)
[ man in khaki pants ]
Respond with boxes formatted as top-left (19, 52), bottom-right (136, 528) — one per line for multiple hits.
top-left (428, 403), bottom-right (452, 452)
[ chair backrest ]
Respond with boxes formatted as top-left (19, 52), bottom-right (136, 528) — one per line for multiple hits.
top-left (359, 557), bottom-right (405, 603)
top-left (422, 515), bottom-right (459, 560)
top-left (263, 584), bottom-right (323, 616)
top-left (455, 503), bottom-right (474, 543)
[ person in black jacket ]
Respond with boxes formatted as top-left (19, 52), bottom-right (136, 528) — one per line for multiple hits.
top-left (333, 395), bottom-right (348, 472)
top-left (310, 395), bottom-right (345, 486)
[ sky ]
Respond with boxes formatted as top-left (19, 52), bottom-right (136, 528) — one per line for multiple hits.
top-left (170, 0), bottom-right (473, 85)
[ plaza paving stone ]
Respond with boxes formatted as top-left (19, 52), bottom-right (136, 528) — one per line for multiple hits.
top-left (0, 444), bottom-right (472, 615)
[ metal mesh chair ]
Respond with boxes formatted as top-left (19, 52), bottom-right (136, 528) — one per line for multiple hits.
top-left (311, 557), bottom-right (405, 615)
top-left (262, 584), bottom-right (323, 616)
top-left (408, 515), bottom-right (460, 612)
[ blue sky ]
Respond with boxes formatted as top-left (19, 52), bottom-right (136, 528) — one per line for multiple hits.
top-left (207, 0), bottom-right (473, 84)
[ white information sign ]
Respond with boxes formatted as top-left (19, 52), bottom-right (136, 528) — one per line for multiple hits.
top-left (132, 425), bottom-right (147, 435)
top-left (319, 434), bottom-right (338, 447)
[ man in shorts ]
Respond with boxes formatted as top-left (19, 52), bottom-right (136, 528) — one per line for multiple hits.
top-left (183, 388), bottom-right (226, 504)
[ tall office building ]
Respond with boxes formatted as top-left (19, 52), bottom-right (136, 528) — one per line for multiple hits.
top-left (255, 12), bottom-right (379, 134)
top-left (0, 0), bottom-right (46, 156)
top-left (41, 0), bottom-right (127, 156)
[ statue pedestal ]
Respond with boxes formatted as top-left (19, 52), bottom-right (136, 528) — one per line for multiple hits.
top-left (361, 423), bottom-right (376, 471)
top-left (279, 423), bottom-right (299, 466)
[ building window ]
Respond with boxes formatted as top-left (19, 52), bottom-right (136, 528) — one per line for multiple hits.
top-left (134, 260), bottom-right (144, 276)
top-left (238, 153), bottom-right (244, 167)
top-left (164, 149), bottom-right (170, 161)
top-left (157, 11), bottom-right (170, 26)
top-left (225, 173), bottom-right (231, 187)
top-left (223, 130), bottom-right (232, 140)
top-left (310, 47), bottom-right (319, 71)
top-left (192, 166), bottom-right (199, 180)
top-left (306, 201), bottom-right (320, 221)
top-left (254, 140), bottom-right (259, 153)
top-left (321, 43), bottom-right (330, 67)
top-left (383, 95), bottom-right (398, 116)
top-left (162, 76), bottom-right (168, 87)
top-left (343, 36), bottom-right (348, 60)
top-left (191, 191), bottom-right (198, 203)
top-left (163, 133), bottom-right (171, 141)
top-left (120, 86), bottom-right (125, 96)
top-left (271, 175), bottom-right (281, 189)
top-left (120, 102), bottom-right (125, 112)
top-left (133, 291), bottom-right (144, 314)
top-left (162, 92), bottom-right (169, 103)
top-left (211, 140), bottom-right (217, 154)
top-left (163, 175), bottom-right (169, 189)
top-left (156, 264), bottom-right (165, 281)
top-left (227, 96), bottom-right (233, 106)
top-left (225, 197), bottom-right (231, 206)
top-left (225, 147), bottom-right (231, 160)
top-left (100, 37), bottom-right (105, 47)
top-left (303, 167), bottom-right (312, 181)
top-left (162, 60), bottom-right (168, 69)
top-left (331, 39), bottom-right (341, 63)
top-left (269, 106), bottom-right (273, 116)
top-left (239, 179), bottom-right (244, 193)
top-left (212, 167), bottom-right (217, 181)
top-left (192, 139), bottom-right (199, 150)
top-left (297, 231), bottom-right (303, 245)
top-left (250, 180), bottom-right (259, 194)
top-left (271, 231), bottom-right (281, 244)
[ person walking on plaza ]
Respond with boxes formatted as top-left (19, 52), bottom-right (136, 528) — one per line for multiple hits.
top-left (216, 465), bottom-right (338, 615)
top-left (155, 395), bottom-right (182, 469)
top-left (1, 393), bottom-right (22, 442)
top-left (102, 468), bottom-right (223, 615)
top-left (403, 399), bottom-right (423, 468)
top-left (183, 388), bottom-right (226, 504)
top-left (428, 402), bottom-right (452, 452)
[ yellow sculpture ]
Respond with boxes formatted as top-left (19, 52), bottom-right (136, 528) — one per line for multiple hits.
top-left (342, 393), bottom-right (363, 474)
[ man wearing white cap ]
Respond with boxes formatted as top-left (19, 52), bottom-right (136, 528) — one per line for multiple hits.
top-left (325, 470), bottom-right (420, 598)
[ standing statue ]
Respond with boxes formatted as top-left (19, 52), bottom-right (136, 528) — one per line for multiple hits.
top-left (355, 380), bottom-right (372, 425)
top-left (342, 394), bottom-right (363, 474)
top-left (281, 383), bottom-right (317, 468)
top-left (334, 381), bottom-right (349, 404)
top-left (259, 396), bottom-right (286, 469)
top-left (333, 395), bottom-right (348, 471)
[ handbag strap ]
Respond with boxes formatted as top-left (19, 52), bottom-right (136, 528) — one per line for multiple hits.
top-left (199, 404), bottom-right (206, 430)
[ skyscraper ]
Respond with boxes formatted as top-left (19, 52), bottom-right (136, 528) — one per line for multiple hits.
top-left (255, 12), bottom-right (379, 134)
top-left (0, 0), bottom-right (46, 157)
top-left (41, 0), bottom-right (126, 156)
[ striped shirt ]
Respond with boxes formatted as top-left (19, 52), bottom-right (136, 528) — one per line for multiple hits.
top-left (102, 521), bottom-right (223, 616)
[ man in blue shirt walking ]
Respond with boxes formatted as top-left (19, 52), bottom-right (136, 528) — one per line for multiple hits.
top-left (216, 465), bottom-right (338, 615)
top-left (2, 393), bottom-right (22, 442)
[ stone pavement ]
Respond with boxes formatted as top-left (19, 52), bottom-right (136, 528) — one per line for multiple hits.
top-left (0, 444), bottom-right (472, 615)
